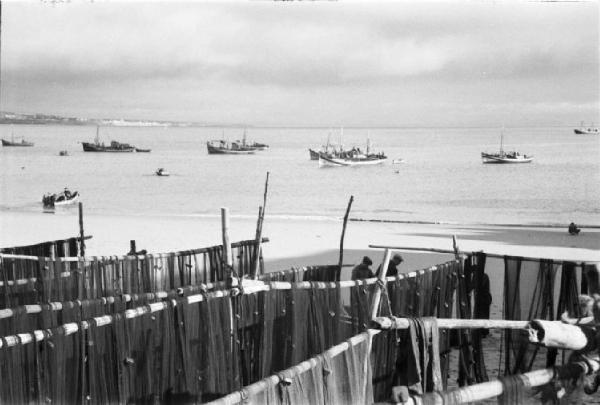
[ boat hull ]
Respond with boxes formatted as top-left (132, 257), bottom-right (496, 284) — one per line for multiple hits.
top-left (82, 142), bottom-right (135, 152)
top-left (207, 142), bottom-right (256, 155)
top-left (43, 191), bottom-right (80, 208)
top-left (574, 128), bottom-right (599, 135)
top-left (481, 153), bottom-right (533, 164)
top-left (2, 139), bottom-right (34, 147)
top-left (318, 154), bottom-right (387, 167)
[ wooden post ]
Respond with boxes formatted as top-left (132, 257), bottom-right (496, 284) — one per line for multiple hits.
top-left (251, 206), bottom-right (263, 279)
top-left (338, 195), bottom-right (354, 280)
top-left (78, 202), bottom-right (85, 257)
top-left (129, 240), bottom-right (136, 256)
top-left (251, 172), bottom-right (269, 279)
top-left (370, 248), bottom-right (392, 320)
top-left (221, 208), bottom-right (233, 278)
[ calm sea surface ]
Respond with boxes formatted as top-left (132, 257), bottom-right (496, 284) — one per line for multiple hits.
top-left (1, 125), bottom-right (599, 226)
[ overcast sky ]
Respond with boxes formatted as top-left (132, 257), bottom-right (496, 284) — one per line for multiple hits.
top-left (2, 1), bottom-right (598, 127)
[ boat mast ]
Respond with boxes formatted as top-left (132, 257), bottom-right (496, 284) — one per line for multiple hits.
top-left (500, 126), bottom-right (504, 155)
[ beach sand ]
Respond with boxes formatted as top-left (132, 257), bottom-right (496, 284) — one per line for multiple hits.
top-left (1, 210), bottom-right (599, 402)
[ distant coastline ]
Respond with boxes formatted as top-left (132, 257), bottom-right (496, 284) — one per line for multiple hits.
top-left (0, 111), bottom-right (236, 128)
top-left (0, 111), bottom-right (586, 129)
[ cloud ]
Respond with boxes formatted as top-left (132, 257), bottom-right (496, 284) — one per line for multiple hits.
top-left (1, 1), bottom-right (598, 125)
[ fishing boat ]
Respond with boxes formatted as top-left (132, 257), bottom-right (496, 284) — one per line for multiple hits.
top-left (155, 168), bottom-right (170, 177)
top-left (318, 140), bottom-right (387, 167)
top-left (42, 189), bottom-right (80, 208)
top-left (481, 131), bottom-right (533, 164)
top-left (318, 152), bottom-right (387, 167)
top-left (574, 122), bottom-right (599, 135)
top-left (207, 140), bottom-right (256, 154)
top-left (207, 131), bottom-right (261, 155)
top-left (1, 133), bottom-right (34, 147)
top-left (135, 148), bottom-right (152, 153)
top-left (82, 126), bottom-right (135, 152)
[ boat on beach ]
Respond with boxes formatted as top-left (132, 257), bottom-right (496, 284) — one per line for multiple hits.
top-left (481, 131), bottom-right (533, 164)
top-left (82, 126), bottom-right (136, 152)
top-left (574, 122), bottom-right (599, 135)
top-left (42, 189), bottom-right (80, 208)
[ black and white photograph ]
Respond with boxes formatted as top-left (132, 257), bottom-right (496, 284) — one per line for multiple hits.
top-left (0, 1), bottom-right (598, 404)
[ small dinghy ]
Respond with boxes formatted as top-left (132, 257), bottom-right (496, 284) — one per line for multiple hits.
top-left (156, 168), bottom-right (170, 177)
top-left (42, 189), bottom-right (79, 208)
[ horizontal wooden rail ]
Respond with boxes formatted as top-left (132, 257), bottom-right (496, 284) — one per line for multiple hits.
top-left (208, 330), bottom-right (380, 405)
top-left (408, 360), bottom-right (599, 405)
top-left (368, 244), bottom-right (596, 265)
top-left (373, 317), bottom-right (529, 330)
top-left (0, 237), bottom-right (269, 262)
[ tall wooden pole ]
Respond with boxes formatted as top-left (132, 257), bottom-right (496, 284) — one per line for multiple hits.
top-left (252, 172), bottom-right (269, 279)
top-left (78, 202), bottom-right (85, 257)
top-left (221, 207), bottom-right (233, 279)
top-left (338, 195), bottom-right (354, 280)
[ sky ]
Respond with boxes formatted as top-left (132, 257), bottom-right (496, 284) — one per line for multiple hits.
top-left (1, 1), bottom-right (598, 127)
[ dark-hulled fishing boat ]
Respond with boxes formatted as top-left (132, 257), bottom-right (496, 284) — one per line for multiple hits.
top-left (82, 126), bottom-right (135, 152)
top-left (207, 140), bottom-right (256, 154)
top-left (2, 134), bottom-right (34, 147)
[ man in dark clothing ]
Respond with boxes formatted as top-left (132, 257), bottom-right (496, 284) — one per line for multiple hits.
top-left (568, 222), bottom-right (581, 235)
top-left (351, 256), bottom-right (374, 280)
top-left (377, 254), bottom-right (404, 277)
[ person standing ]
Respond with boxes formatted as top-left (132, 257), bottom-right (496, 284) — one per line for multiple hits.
top-left (351, 256), bottom-right (374, 280)
top-left (377, 254), bottom-right (404, 277)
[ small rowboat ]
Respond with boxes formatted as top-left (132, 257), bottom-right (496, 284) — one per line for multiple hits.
top-left (42, 190), bottom-right (80, 208)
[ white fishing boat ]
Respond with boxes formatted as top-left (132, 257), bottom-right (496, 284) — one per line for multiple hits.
top-left (318, 139), bottom-right (387, 167)
top-left (318, 153), bottom-right (387, 167)
top-left (42, 189), bottom-right (80, 208)
top-left (574, 122), bottom-right (599, 135)
top-left (481, 130), bottom-right (533, 164)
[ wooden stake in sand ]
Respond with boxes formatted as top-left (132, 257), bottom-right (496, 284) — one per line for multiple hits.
top-left (370, 248), bottom-right (392, 320)
top-left (338, 195), bottom-right (354, 280)
top-left (251, 172), bottom-right (269, 279)
top-left (221, 208), bottom-right (233, 279)
top-left (78, 202), bottom-right (85, 257)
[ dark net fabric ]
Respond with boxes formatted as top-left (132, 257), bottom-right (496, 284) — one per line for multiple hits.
top-left (372, 261), bottom-right (458, 401)
top-left (503, 258), bottom-right (558, 375)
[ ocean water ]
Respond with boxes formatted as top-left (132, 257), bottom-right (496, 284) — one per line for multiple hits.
top-left (1, 124), bottom-right (599, 226)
